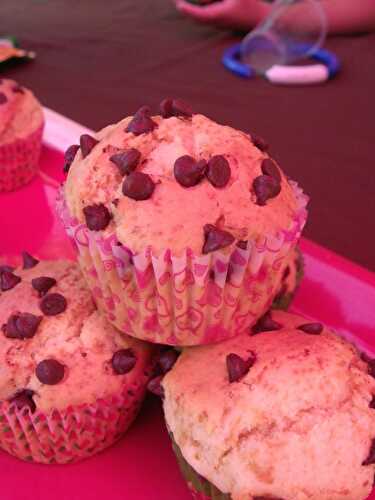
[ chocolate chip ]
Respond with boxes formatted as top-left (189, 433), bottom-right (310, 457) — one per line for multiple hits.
top-left (206, 155), bottom-right (231, 188)
top-left (253, 175), bottom-right (281, 206)
top-left (22, 251), bottom-right (39, 269)
top-left (36, 359), bottom-right (65, 385)
top-left (63, 144), bottom-right (80, 174)
top-left (31, 277), bottom-right (57, 297)
top-left (39, 293), bottom-right (67, 316)
top-left (110, 148), bottom-right (141, 176)
top-left (174, 156), bottom-right (206, 187)
top-left (0, 92), bottom-right (8, 105)
top-left (160, 98), bottom-right (174, 118)
top-left (171, 99), bottom-right (193, 118)
top-left (122, 171), bottom-right (155, 200)
top-left (202, 224), bottom-right (235, 254)
top-left (370, 396), bottom-right (375, 409)
top-left (12, 84), bottom-right (25, 94)
top-left (261, 159), bottom-right (281, 183)
top-left (2, 313), bottom-right (42, 340)
top-left (158, 349), bottom-right (179, 374)
top-left (363, 439), bottom-right (375, 465)
top-left (160, 98), bottom-right (193, 118)
top-left (252, 312), bottom-right (282, 334)
top-left (251, 134), bottom-right (269, 152)
top-left (111, 349), bottom-right (137, 375)
top-left (236, 240), bottom-right (248, 250)
top-left (298, 323), bottom-right (323, 335)
top-left (9, 389), bottom-right (36, 413)
top-left (226, 352), bottom-right (256, 383)
top-left (83, 203), bottom-right (112, 231)
top-left (0, 270), bottom-right (21, 291)
top-left (0, 265), bottom-right (14, 273)
top-left (147, 375), bottom-right (164, 397)
top-left (126, 106), bottom-right (157, 136)
top-left (80, 134), bottom-right (99, 158)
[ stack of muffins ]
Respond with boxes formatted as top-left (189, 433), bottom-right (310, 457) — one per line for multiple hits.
top-left (1, 95), bottom-right (375, 499)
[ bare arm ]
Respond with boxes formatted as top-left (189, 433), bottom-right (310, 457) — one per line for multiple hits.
top-left (175, 0), bottom-right (375, 34)
top-left (175, 0), bottom-right (272, 30)
top-left (321, 0), bottom-right (375, 34)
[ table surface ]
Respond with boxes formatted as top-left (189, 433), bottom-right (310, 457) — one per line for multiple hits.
top-left (1, 0), bottom-right (375, 272)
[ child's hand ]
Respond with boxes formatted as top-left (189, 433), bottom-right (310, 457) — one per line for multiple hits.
top-left (175, 0), bottom-right (271, 30)
top-left (175, 0), bottom-right (375, 34)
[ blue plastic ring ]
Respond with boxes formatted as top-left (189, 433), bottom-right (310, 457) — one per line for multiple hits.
top-left (222, 43), bottom-right (340, 80)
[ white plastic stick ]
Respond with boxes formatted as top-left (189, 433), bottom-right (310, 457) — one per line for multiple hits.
top-left (266, 63), bottom-right (329, 85)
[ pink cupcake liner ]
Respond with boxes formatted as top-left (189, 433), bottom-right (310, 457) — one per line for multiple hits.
top-left (57, 182), bottom-right (308, 346)
top-left (0, 375), bottom-right (148, 464)
top-left (0, 122), bottom-right (44, 192)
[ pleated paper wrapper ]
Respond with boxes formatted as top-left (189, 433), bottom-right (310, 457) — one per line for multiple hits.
top-left (57, 181), bottom-right (308, 346)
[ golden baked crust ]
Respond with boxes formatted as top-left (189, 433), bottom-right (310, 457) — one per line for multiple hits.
top-left (65, 112), bottom-right (300, 256)
top-left (163, 310), bottom-right (375, 500)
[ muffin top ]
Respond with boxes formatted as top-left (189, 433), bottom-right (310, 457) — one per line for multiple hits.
top-left (64, 103), bottom-right (307, 257)
top-left (0, 257), bottom-right (153, 412)
top-left (163, 310), bottom-right (375, 500)
top-left (0, 79), bottom-right (43, 144)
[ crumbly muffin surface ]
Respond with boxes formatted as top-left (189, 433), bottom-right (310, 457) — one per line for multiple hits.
top-left (163, 310), bottom-right (375, 500)
top-left (0, 259), bottom-right (153, 412)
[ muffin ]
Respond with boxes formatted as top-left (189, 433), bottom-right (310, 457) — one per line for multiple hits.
top-left (0, 254), bottom-right (154, 464)
top-left (0, 79), bottom-right (44, 192)
top-left (163, 310), bottom-right (375, 500)
top-left (58, 100), bottom-right (308, 346)
top-left (272, 246), bottom-right (304, 310)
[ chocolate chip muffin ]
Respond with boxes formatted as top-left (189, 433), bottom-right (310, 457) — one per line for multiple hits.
top-left (0, 254), bottom-right (154, 464)
top-left (163, 310), bottom-right (375, 500)
top-left (0, 79), bottom-right (44, 192)
top-left (59, 100), bottom-right (308, 345)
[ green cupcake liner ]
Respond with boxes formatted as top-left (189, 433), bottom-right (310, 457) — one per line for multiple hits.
top-left (272, 246), bottom-right (304, 311)
top-left (171, 434), bottom-right (230, 500)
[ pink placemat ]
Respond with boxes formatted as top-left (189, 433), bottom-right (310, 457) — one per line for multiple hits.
top-left (0, 145), bottom-right (374, 500)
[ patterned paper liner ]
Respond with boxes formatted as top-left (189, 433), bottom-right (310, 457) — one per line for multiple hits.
top-left (0, 122), bottom-right (44, 192)
top-left (0, 375), bottom-right (148, 464)
top-left (57, 181), bottom-right (308, 346)
top-left (171, 434), bottom-right (230, 500)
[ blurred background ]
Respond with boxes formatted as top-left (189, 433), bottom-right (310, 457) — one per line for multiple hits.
top-left (2, 0), bottom-right (375, 270)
